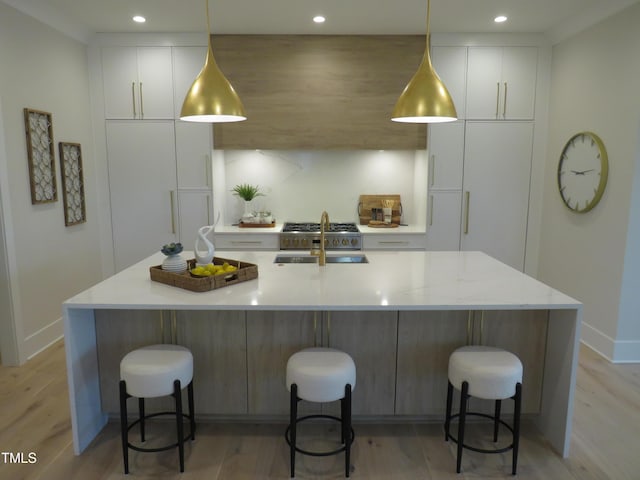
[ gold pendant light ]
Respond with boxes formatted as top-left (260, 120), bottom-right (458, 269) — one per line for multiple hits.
top-left (392, 0), bottom-right (457, 123)
top-left (180, 0), bottom-right (246, 123)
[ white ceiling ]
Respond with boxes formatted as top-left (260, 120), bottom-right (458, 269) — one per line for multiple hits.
top-left (3, 0), bottom-right (639, 44)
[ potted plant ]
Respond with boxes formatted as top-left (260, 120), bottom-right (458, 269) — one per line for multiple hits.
top-left (232, 184), bottom-right (265, 221)
top-left (160, 242), bottom-right (187, 272)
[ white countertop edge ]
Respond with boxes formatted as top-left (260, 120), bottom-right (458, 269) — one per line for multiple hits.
top-left (64, 301), bottom-right (582, 311)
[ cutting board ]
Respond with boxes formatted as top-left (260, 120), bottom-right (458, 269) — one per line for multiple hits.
top-left (358, 194), bottom-right (402, 225)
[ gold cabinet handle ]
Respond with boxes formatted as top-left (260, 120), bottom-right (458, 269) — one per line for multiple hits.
top-left (169, 190), bottom-right (176, 234)
top-left (464, 191), bottom-right (470, 234)
top-left (503, 82), bottom-right (508, 118)
top-left (139, 82), bottom-right (144, 119)
top-left (495, 82), bottom-right (500, 118)
top-left (429, 195), bottom-right (434, 226)
top-left (131, 82), bottom-right (136, 118)
top-left (429, 154), bottom-right (435, 186)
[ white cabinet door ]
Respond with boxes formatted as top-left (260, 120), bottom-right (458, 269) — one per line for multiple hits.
top-left (178, 190), bottom-right (212, 252)
top-left (172, 46), bottom-right (207, 119)
top-left (175, 122), bottom-right (212, 189)
top-left (106, 121), bottom-right (178, 271)
top-left (431, 46), bottom-right (467, 119)
top-left (136, 47), bottom-right (175, 119)
top-left (361, 234), bottom-right (426, 250)
top-left (101, 47), bottom-right (174, 119)
top-left (466, 47), bottom-right (537, 120)
top-left (214, 233), bottom-right (279, 251)
top-left (427, 121), bottom-right (465, 190)
top-left (460, 122), bottom-right (533, 270)
top-left (426, 191), bottom-right (462, 251)
top-left (102, 47), bottom-right (138, 119)
top-left (501, 47), bottom-right (538, 120)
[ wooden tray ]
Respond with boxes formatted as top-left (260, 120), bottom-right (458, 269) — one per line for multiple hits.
top-left (368, 222), bottom-right (399, 228)
top-left (150, 257), bottom-right (258, 292)
top-left (239, 221), bottom-right (276, 228)
top-left (358, 194), bottom-right (402, 225)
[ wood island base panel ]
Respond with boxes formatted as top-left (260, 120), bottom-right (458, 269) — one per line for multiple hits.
top-left (63, 250), bottom-right (581, 458)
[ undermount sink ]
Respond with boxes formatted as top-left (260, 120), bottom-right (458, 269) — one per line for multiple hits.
top-left (274, 254), bottom-right (369, 264)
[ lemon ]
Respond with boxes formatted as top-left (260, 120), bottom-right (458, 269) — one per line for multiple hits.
top-left (225, 265), bottom-right (237, 272)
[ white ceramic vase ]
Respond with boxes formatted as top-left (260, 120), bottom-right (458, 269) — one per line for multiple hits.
top-left (162, 254), bottom-right (187, 273)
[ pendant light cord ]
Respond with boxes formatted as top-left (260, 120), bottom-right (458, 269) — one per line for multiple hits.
top-left (426, 0), bottom-right (431, 50)
top-left (206, 0), bottom-right (211, 36)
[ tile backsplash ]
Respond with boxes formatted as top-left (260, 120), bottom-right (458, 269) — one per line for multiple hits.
top-left (213, 150), bottom-right (428, 226)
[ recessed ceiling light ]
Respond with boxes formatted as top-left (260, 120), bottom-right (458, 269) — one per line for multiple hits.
top-left (494, 15), bottom-right (507, 23)
top-left (313, 16), bottom-right (326, 24)
top-left (133, 15), bottom-right (146, 23)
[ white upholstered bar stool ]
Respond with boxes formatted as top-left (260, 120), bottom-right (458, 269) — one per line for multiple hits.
top-left (119, 344), bottom-right (196, 474)
top-left (285, 347), bottom-right (356, 478)
top-left (444, 346), bottom-right (523, 475)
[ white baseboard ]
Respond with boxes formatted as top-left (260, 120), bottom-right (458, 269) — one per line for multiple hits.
top-left (581, 321), bottom-right (640, 363)
top-left (24, 317), bottom-right (64, 360)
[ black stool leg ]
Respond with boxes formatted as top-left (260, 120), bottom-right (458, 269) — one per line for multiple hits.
top-left (493, 399), bottom-right (502, 442)
top-left (139, 397), bottom-right (146, 442)
top-left (290, 383), bottom-right (298, 478)
top-left (174, 380), bottom-right (185, 473)
top-left (340, 395), bottom-right (346, 444)
top-left (444, 381), bottom-right (453, 441)
top-left (188, 380), bottom-right (196, 440)
top-left (344, 384), bottom-right (352, 478)
top-left (456, 381), bottom-right (469, 474)
top-left (119, 380), bottom-right (130, 475)
top-left (512, 383), bottom-right (522, 475)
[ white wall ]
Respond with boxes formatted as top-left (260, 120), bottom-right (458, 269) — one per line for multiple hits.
top-left (216, 150), bottom-right (426, 226)
top-left (537, 2), bottom-right (640, 362)
top-left (0, 3), bottom-right (103, 364)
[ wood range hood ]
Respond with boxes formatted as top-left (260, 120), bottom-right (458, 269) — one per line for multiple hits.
top-left (210, 35), bottom-right (427, 150)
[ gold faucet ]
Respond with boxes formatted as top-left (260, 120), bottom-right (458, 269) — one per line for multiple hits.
top-left (319, 210), bottom-right (330, 266)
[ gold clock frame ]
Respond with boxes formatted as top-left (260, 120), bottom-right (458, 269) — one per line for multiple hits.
top-left (557, 131), bottom-right (608, 213)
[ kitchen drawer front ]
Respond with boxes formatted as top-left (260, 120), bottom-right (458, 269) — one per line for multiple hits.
top-left (214, 233), bottom-right (279, 251)
top-left (362, 233), bottom-right (426, 250)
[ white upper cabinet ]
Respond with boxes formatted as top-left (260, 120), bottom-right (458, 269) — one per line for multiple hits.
top-left (465, 47), bottom-right (537, 120)
top-left (102, 47), bottom-right (174, 119)
top-left (175, 121), bottom-right (213, 189)
top-left (427, 121), bottom-right (465, 190)
top-left (172, 46), bottom-right (207, 119)
top-left (431, 46), bottom-right (467, 119)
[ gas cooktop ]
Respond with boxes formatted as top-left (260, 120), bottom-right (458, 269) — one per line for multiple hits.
top-left (282, 222), bottom-right (359, 233)
top-left (280, 222), bottom-right (361, 250)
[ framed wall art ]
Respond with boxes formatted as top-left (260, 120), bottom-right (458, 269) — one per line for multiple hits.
top-left (23, 108), bottom-right (57, 204)
top-left (58, 142), bottom-right (86, 226)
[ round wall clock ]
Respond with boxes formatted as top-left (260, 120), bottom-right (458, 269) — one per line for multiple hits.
top-left (557, 131), bottom-right (608, 213)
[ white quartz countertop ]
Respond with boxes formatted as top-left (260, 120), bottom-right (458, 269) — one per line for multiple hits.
top-left (213, 224), bottom-right (425, 234)
top-left (63, 251), bottom-right (580, 311)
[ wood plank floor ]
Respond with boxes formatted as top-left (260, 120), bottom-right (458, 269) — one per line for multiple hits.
top-left (0, 340), bottom-right (638, 479)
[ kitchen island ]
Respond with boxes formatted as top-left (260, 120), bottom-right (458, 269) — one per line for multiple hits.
top-left (63, 250), bottom-right (581, 458)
